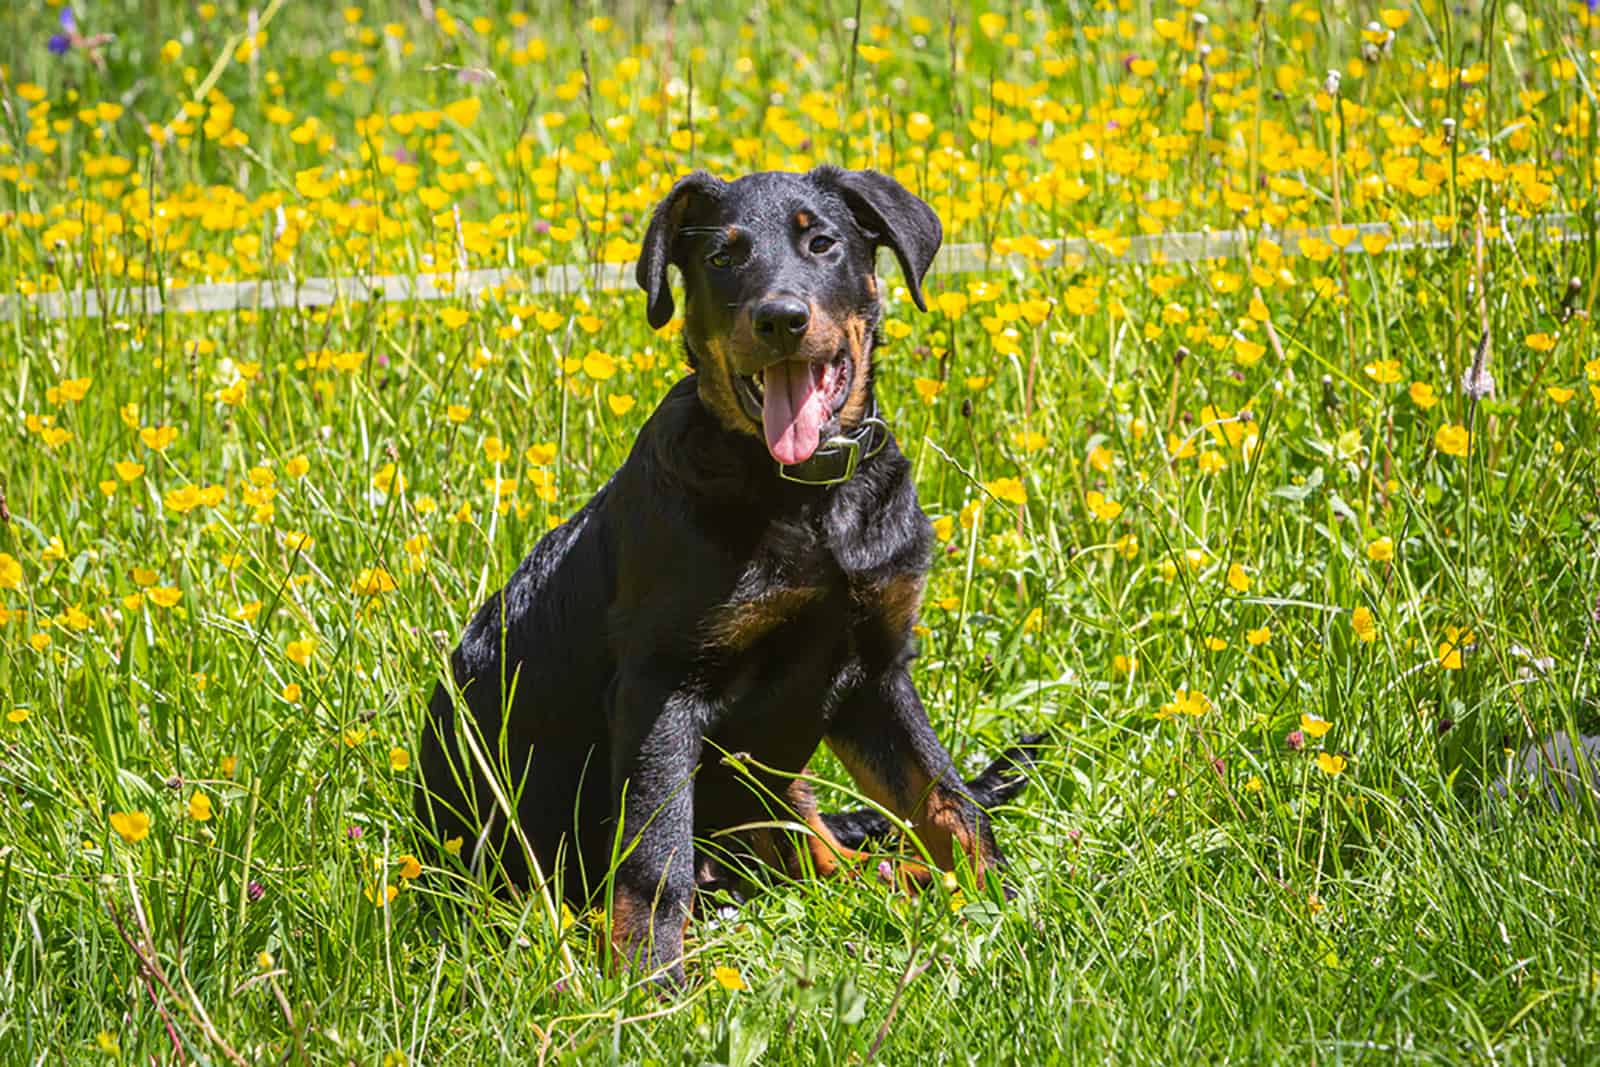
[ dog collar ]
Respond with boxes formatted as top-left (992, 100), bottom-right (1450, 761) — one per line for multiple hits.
top-left (777, 405), bottom-right (890, 486)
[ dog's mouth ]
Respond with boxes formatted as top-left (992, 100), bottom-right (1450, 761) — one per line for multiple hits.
top-left (733, 349), bottom-right (853, 466)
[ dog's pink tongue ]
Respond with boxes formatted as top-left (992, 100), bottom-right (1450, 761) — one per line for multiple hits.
top-left (762, 360), bottom-right (827, 465)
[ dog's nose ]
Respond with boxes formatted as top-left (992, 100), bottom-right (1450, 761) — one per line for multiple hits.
top-left (753, 296), bottom-right (811, 344)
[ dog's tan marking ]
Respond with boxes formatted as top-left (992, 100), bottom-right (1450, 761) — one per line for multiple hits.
top-left (865, 274), bottom-right (878, 299)
top-left (782, 776), bottom-right (870, 878)
top-left (706, 586), bottom-right (824, 651)
top-left (826, 740), bottom-right (990, 883)
top-left (794, 210), bottom-right (814, 229)
top-left (838, 315), bottom-right (872, 429)
top-left (695, 334), bottom-right (758, 437)
top-left (607, 884), bottom-right (649, 970)
top-left (874, 573), bottom-right (924, 639)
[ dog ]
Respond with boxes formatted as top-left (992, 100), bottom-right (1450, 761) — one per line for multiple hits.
top-left (416, 167), bottom-right (1034, 986)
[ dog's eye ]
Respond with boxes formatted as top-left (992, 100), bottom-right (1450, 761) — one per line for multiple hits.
top-left (707, 251), bottom-right (733, 269)
top-left (808, 235), bottom-right (836, 255)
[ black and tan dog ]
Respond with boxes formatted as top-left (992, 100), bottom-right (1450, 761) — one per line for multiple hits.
top-left (417, 167), bottom-right (1033, 985)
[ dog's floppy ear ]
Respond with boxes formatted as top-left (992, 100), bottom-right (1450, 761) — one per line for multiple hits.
top-left (817, 167), bottom-right (943, 312)
top-left (636, 170), bottom-right (725, 330)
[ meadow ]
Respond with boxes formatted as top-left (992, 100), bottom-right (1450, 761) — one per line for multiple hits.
top-left (3, 0), bottom-right (1600, 1061)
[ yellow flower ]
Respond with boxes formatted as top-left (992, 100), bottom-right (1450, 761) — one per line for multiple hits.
top-left (389, 747), bottom-right (411, 772)
top-left (932, 515), bottom-right (955, 541)
top-left (1363, 359), bottom-right (1402, 384)
top-left (372, 463), bottom-right (406, 494)
top-left (286, 638), bottom-right (316, 666)
top-left (985, 477), bottom-right (1028, 506)
top-left (1085, 490), bottom-right (1122, 521)
top-left (29, 633), bottom-right (51, 652)
top-left (607, 393), bottom-right (636, 416)
top-left (1159, 688), bottom-right (1211, 719)
top-left (581, 349), bottom-right (617, 380)
top-left (438, 307), bottom-right (471, 330)
top-left (525, 442), bottom-right (558, 467)
top-left (1226, 563), bottom-right (1250, 593)
top-left (444, 836), bottom-right (464, 857)
top-left (0, 553), bottom-right (21, 590)
top-left (188, 792), bottom-right (213, 821)
top-left (148, 587), bottom-right (182, 608)
top-left (482, 436), bottom-right (512, 463)
top-left (163, 485), bottom-right (202, 513)
top-left (110, 811), bottom-right (152, 844)
top-left (7, 707), bottom-right (30, 724)
top-left (856, 44), bottom-right (890, 64)
top-left (913, 377), bottom-right (945, 404)
top-left (140, 426), bottom-right (179, 452)
top-left (1112, 654), bottom-right (1137, 675)
top-left (1246, 625), bottom-right (1272, 646)
top-left (1316, 752), bottom-right (1347, 776)
top-left (1438, 625), bottom-right (1472, 670)
top-left (1366, 536), bottom-right (1394, 562)
top-left (114, 460), bottom-right (146, 482)
top-left (1350, 606), bottom-right (1377, 644)
top-left (1546, 386), bottom-right (1575, 405)
top-left (220, 755), bottom-right (238, 777)
top-left (366, 882), bottom-right (398, 907)
top-left (1300, 713), bottom-right (1332, 739)
top-left (1434, 424), bottom-right (1470, 457)
top-left (713, 965), bottom-right (747, 991)
top-left (935, 292), bottom-right (969, 318)
top-left (285, 455), bottom-right (311, 478)
top-left (1204, 636), bottom-right (1229, 651)
top-left (1524, 332), bottom-right (1557, 353)
top-left (397, 854), bottom-right (423, 879)
top-left (1408, 382), bottom-right (1438, 409)
top-left (1232, 336), bottom-right (1267, 367)
top-left (352, 567), bottom-right (398, 597)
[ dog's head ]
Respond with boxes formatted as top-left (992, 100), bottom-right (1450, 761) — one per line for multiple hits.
top-left (636, 167), bottom-right (941, 466)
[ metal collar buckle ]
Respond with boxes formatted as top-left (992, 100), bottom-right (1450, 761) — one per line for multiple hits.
top-left (777, 416), bottom-right (890, 486)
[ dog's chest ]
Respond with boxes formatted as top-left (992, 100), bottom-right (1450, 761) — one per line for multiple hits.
top-left (703, 536), bottom-right (841, 654)
top-left (700, 529), bottom-right (922, 657)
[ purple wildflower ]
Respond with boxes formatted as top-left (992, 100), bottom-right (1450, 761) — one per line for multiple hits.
top-left (48, 8), bottom-right (75, 55)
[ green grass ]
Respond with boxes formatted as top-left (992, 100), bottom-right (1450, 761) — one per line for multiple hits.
top-left (3, 0), bottom-right (1600, 1061)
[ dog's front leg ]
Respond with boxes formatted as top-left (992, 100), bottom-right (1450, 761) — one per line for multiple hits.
top-left (606, 673), bottom-right (704, 987)
top-left (825, 666), bottom-right (1004, 884)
